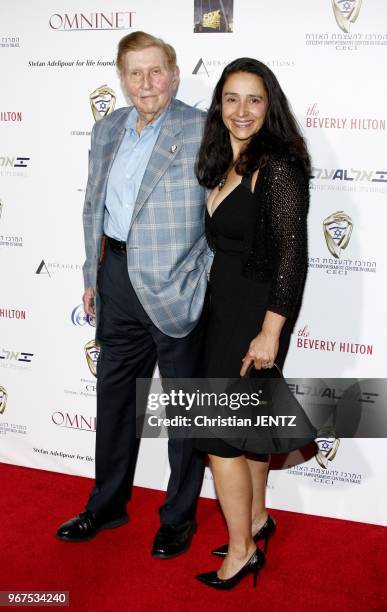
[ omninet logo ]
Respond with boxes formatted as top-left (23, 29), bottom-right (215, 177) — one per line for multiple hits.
top-left (52, 411), bottom-right (96, 431)
top-left (49, 11), bottom-right (135, 31)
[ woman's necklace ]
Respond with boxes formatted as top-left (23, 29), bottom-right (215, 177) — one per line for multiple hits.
top-left (218, 161), bottom-right (237, 191)
top-left (218, 174), bottom-right (227, 191)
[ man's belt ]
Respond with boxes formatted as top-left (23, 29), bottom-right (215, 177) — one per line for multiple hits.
top-left (106, 235), bottom-right (127, 254)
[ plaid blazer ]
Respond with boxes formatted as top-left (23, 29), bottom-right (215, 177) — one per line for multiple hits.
top-left (82, 98), bottom-right (211, 337)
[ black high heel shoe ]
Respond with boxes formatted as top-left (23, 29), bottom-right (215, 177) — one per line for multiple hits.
top-left (211, 515), bottom-right (276, 557)
top-left (196, 549), bottom-right (265, 590)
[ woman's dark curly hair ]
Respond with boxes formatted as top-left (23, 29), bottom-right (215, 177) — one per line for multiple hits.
top-left (196, 57), bottom-right (311, 188)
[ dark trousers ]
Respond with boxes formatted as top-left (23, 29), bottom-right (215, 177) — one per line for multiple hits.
top-left (86, 241), bottom-right (206, 525)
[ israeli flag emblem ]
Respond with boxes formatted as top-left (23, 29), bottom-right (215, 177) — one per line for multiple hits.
top-left (332, 0), bottom-right (362, 33)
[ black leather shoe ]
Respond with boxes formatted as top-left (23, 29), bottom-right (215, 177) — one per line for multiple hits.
top-left (196, 549), bottom-right (265, 590)
top-left (211, 514), bottom-right (276, 557)
top-left (56, 508), bottom-right (128, 542)
top-left (152, 519), bottom-right (197, 559)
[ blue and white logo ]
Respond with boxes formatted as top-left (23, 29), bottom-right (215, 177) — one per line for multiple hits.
top-left (71, 304), bottom-right (96, 327)
top-left (332, 0), bottom-right (362, 33)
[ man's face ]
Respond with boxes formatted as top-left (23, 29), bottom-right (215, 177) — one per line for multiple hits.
top-left (120, 46), bottom-right (179, 120)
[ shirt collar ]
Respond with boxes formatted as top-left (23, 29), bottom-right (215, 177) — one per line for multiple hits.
top-left (126, 106), bottom-right (167, 134)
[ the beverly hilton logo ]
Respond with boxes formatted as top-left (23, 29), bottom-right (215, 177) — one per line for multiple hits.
top-left (0, 385), bottom-right (8, 414)
top-left (306, 103), bottom-right (385, 131)
top-left (90, 85), bottom-right (116, 122)
top-left (332, 0), bottom-right (362, 33)
top-left (84, 340), bottom-right (100, 377)
top-left (296, 325), bottom-right (373, 356)
top-left (0, 112), bottom-right (22, 122)
top-left (323, 211), bottom-right (353, 258)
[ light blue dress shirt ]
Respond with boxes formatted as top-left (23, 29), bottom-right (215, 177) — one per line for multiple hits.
top-left (103, 107), bottom-right (166, 241)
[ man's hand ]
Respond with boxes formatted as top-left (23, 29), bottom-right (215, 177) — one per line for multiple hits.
top-left (83, 287), bottom-right (96, 317)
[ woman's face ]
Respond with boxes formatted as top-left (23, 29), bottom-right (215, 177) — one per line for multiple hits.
top-left (221, 71), bottom-right (268, 147)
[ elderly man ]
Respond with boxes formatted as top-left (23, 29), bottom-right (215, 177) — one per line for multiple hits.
top-left (56, 31), bottom-right (210, 558)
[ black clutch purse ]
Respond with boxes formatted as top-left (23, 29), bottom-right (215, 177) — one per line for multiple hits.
top-left (220, 363), bottom-right (317, 455)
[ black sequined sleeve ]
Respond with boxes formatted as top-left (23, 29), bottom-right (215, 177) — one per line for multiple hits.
top-left (265, 156), bottom-right (309, 318)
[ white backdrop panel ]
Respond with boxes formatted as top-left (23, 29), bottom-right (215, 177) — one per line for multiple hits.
top-left (1, 0), bottom-right (386, 525)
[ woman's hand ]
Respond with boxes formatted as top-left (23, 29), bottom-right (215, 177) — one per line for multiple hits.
top-left (240, 310), bottom-right (286, 376)
top-left (240, 329), bottom-right (279, 376)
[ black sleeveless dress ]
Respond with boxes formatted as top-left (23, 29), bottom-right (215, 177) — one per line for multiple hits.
top-left (195, 174), bottom-right (291, 458)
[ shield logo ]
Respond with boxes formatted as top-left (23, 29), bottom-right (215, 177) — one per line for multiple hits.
top-left (0, 385), bottom-right (8, 414)
top-left (323, 211), bottom-right (353, 258)
top-left (315, 437), bottom-right (340, 469)
top-left (84, 340), bottom-right (100, 377)
top-left (332, 0), bottom-right (362, 33)
top-left (89, 85), bottom-right (116, 122)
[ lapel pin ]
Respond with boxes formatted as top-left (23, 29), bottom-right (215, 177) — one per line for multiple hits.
top-left (170, 144), bottom-right (177, 154)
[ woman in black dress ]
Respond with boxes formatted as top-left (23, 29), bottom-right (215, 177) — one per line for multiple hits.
top-left (194, 58), bottom-right (311, 589)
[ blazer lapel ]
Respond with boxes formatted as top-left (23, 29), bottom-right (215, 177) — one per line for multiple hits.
top-left (130, 99), bottom-right (183, 227)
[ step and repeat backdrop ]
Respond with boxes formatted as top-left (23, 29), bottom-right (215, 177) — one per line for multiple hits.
top-left (1, 0), bottom-right (386, 525)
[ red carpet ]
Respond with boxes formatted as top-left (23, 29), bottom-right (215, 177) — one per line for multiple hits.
top-left (0, 462), bottom-right (386, 611)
